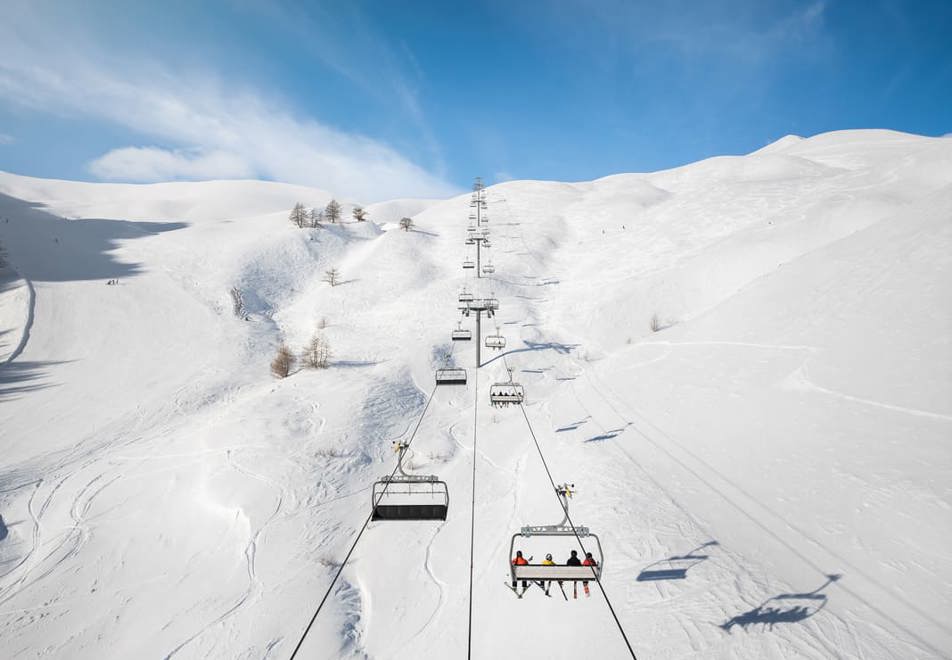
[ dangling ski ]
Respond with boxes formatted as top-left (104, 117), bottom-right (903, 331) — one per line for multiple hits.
top-left (504, 582), bottom-right (524, 599)
top-left (557, 582), bottom-right (569, 601)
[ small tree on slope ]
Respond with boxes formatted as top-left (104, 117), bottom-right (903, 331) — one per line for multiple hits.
top-left (302, 331), bottom-right (331, 369)
top-left (324, 267), bottom-right (341, 287)
top-left (352, 206), bottom-right (368, 222)
top-left (324, 199), bottom-right (342, 224)
top-left (289, 202), bottom-right (308, 228)
top-left (399, 217), bottom-right (413, 232)
top-left (271, 344), bottom-right (296, 378)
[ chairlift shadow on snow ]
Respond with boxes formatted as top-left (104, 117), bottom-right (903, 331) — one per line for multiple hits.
top-left (720, 574), bottom-right (842, 633)
top-left (480, 340), bottom-right (580, 367)
top-left (583, 425), bottom-right (630, 443)
top-left (637, 541), bottom-right (718, 581)
top-left (556, 417), bottom-right (591, 432)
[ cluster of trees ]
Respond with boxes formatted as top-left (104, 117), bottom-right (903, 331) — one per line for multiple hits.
top-left (271, 329), bottom-right (332, 378)
top-left (289, 200), bottom-right (368, 228)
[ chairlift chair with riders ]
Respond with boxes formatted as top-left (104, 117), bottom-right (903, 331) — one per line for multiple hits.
top-left (509, 484), bottom-right (603, 583)
top-left (482, 262), bottom-right (495, 274)
top-left (451, 321), bottom-right (472, 341)
top-left (485, 334), bottom-right (506, 349)
top-left (490, 368), bottom-right (524, 406)
top-left (372, 442), bottom-right (449, 521)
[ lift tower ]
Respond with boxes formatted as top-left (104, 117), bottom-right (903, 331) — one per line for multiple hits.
top-left (459, 297), bottom-right (499, 368)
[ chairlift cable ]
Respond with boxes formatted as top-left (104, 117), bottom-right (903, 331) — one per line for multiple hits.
top-left (465, 361), bottom-right (479, 660)
top-left (289, 343), bottom-right (456, 659)
top-left (515, 399), bottom-right (639, 660)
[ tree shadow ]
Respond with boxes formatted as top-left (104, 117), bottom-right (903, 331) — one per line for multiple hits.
top-left (0, 192), bottom-right (187, 283)
top-left (637, 541), bottom-right (718, 581)
top-left (720, 574), bottom-right (842, 633)
top-left (334, 360), bottom-right (383, 368)
top-left (0, 360), bottom-right (64, 401)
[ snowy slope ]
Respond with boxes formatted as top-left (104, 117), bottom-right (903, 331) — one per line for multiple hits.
top-left (0, 129), bottom-right (950, 660)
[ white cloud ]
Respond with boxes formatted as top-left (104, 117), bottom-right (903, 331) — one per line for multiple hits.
top-left (88, 147), bottom-right (254, 181)
top-left (0, 5), bottom-right (458, 202)
top-left (0, 133), bottom-right (13, 145)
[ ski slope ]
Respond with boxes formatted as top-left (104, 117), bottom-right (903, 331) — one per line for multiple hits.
top-left (0, 129), bottom-right (950, 659)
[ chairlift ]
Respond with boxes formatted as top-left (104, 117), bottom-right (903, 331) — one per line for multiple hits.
top-left (482, 263), bottom-right (495, 274)
top-left (490, 368), bottom-right (524, 406)
top-left (462, 258), bottom-right (475, 269)
top-left (435, 368), bottom-right (467, 385)
top-left (485, 334), bottom-right (506, 350)
top-left (467, 224), bottom-right (477, 232)
top-left (465, 236), bottom-right (476, 245)
top-left (509, 484), bottom-right (603, 583)
top-left (452, 322), bottom-right (472, 341)
top-left (372, 442), bottom-right (448, 521)
top-left (458, 289), bottom-right (474, 303)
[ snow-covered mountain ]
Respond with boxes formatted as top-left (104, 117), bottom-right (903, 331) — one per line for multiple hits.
top-left (0, 129), bottom-right (950, 659)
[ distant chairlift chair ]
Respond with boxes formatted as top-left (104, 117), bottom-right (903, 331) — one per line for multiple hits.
top-left (372, 442), bottom-right (449, 521)
top-left (462, 258), bottom-right (475, 269)
top-left (482, 262), bottom-right (495, 274)
top-left (435, 368), bottom-right (467, 385)
top-left (451, 322), bottom-right (472, 341)
top-left (509, 484), bottom-right (602, 584)
top-left (485, 334), bottom-right (506, 350)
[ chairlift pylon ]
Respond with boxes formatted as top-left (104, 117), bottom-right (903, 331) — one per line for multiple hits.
top-left (509, 483), bottom-right (602, 583)
top-left (372, 442), bottom-right (449, 521)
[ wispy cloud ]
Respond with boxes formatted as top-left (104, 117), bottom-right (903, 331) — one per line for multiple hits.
top-left (0, 133), bottom-right (14, 145)
top-left (0, 3), bottom-right (458, 202)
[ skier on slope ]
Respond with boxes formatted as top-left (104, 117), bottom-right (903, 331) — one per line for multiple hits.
top-left (512, 550), bottom-right (531, 594)
top-left (581, 551), bottom-right (598, 597)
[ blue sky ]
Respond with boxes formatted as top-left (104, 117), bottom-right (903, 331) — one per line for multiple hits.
top-left (1, 0), bottom-right (950, 201)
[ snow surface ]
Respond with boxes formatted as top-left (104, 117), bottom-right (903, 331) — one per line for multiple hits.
top-left (0, 129), bottom-right (950, 659)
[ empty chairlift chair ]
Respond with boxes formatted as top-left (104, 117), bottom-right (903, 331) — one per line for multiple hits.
top-left (462, 258), bottom-right (475, 269)
top-left (490, 369), bottom-right (524, 406)
top-left (509, 484), bottom-right (603, 584)
top-left (451, 322), bottom-right (472, 341)
top-left (435, 368), bottom-right (467, 385)
top-left (458, 289), bottom-right (474, 303)
top-left (372, 442), bottom-right (449, 521)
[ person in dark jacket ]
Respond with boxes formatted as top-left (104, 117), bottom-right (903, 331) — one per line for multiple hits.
top-left (566, 550), bottom-right (581, 598)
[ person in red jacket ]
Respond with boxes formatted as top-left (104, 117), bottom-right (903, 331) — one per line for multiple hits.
top-left (581, 551), bottom-right (598, 597)
top-left (511, 550), bottom-right (532, 593)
